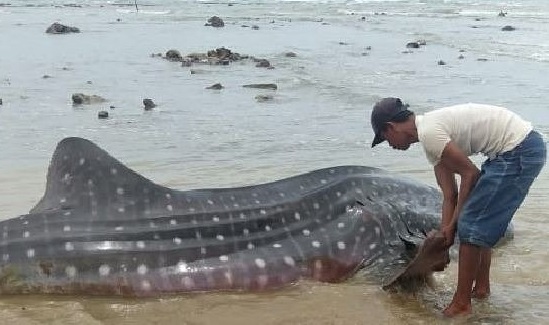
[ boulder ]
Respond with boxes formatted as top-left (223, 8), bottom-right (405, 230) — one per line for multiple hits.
top-left (242, 83), bottom-right (277, 90)
top-left (501, 25), bottom-right (516, 31)
top-left (206, 16), bottom-right (224, 27)
top-left (143, 98), bottom-right (156, 110)
top-left (71, 93), bottom-right (107, 105)
top-left (255, 59), bottom-right (271, 68)
top-left (255, 94), bottom-right (273, 102)
top-left (165, 49), bottom-right (182, 62)
top-left (206, 83), bottom-right (224, 90)
top-left (46, 22), bottom-right (80, 34)
top-left (98, 111), bottom-right (109, 119)
top-left (406, 42), bottom-right (420, 49)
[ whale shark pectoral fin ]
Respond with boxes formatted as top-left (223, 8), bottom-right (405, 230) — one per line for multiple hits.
top-left (307, 256), bottom-right (364, 283)
top-left (30, 137), bottom-right (170, 215)
top-left (382, 233), bottom-right (450, 290)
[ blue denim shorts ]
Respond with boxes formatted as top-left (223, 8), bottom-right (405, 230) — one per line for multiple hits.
top-left (457, 130), bottom-right (547, 248)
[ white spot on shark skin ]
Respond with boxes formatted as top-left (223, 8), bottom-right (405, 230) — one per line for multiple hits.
top-left (188, 207), bottom-right (196, 213)
top-left (273, 243), bottom-right (282, 248)
top-left (182, 276), bottom-right (195, 289)
top-left (302, 229), bottom-right (311, 236)
top-left (252, 193), bottom-right (258, 198)
top-left (2, 232), bottom-right (7, 239)
top-left (136, 241), bottom-right (146, 249)
top-left (115, 226), bottom-right (124, 231)
top-left (233, 203), bottom-right (240, 208)
top-left (27, 248), bottom-right (35, 258)
top-left (255, 200), bottom-right (261, 204)
top-left (359, 227), bottom-right (366, 233)
top-left (247, 242), bottom-right (255, 250)
top-left (219, 255), bottom-right (229, 262)
top-left (337, 222), bottom-right (345, 229)
top-left (255, 258), bottom-right (266, 268)
top-left (294, 212), bottom-right (301, 221)
top-left (230, 196), bottom-right (236, 201)
top-left (216, 235), bottom-right (225, 241)
top-left (65, 242), bottom-right (74, 251)
top-left (149, 221), bottom-right (157, 228)
top-left (224, 271), bottom-right (234, 285)
top-left (243, 228), bottom-right (249, 236)
top-left (141, 280), bottom-right (151, 291)
top-left (23, 231), bottom-right (30, 238)
top-left (313, 203), bottom-right (320, 210)
top-left (278, 192), bottom-right (286, 197)
top-left (265, 225), bottom-right (272, 232)
top-left (2, 254), bottom-right (9, 262)
top-left (314, 259), bottom-right (323, 271)
top-left (257, 275), bottom-right (269, 288)
top-left (166, 204), bottom-right (173, 211)
top-left (283, 256), bottom-right (295, 267)
top-left (116, 187), bottom-right (124, 195)
top-left (260, 209), bottom-right (267, 215)
top-left (60, 198), bottom-right (67, 204)
top-left (369, 243), bottom-right (377, 250)
top-left (374, 227), bottom-right (381, 236)
top-left (176, 261), bottom-right (188, 273)
top-left (99, 264), bottom-right (110, 276)
top-left (110, 168), bottom-right (117, 175)
top-left (87, 179), bottom-right (94, 186)
top-left (337, 241), bottom-right (346, 250)
top-left (173, 237), bottom-right (182, 245)
top-left (63, 225), bottom-right (71, 232)
top-left (239, 213), bottom-right (246, 219)
top-left (312, 241), bottom-right (321, 248)
top-left (65, 266), bottom-right (77, 278)
top-left (377, 258), bottom-right (385, 264)
top-left (212, 216), bottom-right (220, 222)
top-left (165, 193), bottom-right (172, 200)
top-left (170, 219), bottom-right (177, 226)
top-left (195, 231), bottom-right (202, 239)
top-left (207, 199), bottom-right (214, 205)
top-left (320, 179), bottom-right (327, 184)
top-left (137, 264), bottom-right (148, 275)
top-left (63, 211), bottom-right (71, 216)
top-left (79, 158), bottom-right (85, 166)
top-left (118, 207), bottom-right (125, 213)
top-left (201, 247), bottom-right (207, 255)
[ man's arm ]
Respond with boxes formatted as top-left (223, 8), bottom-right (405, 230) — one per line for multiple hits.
top-left (437, 141), bottom-right (480, 245)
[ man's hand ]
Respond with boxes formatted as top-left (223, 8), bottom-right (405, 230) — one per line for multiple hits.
top-left (441, 223), bottom-right (457, 247)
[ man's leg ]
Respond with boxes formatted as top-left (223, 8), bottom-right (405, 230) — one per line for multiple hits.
top-left (443, 243), bottom-right (481, 317)
top-left (472, 248), bottom-right (491, 299)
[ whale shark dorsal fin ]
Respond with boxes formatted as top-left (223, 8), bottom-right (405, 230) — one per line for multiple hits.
top-left (30, 137), bottom-right (170, 216)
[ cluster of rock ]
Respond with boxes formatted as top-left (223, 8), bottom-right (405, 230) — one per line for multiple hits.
top-left (205, 16), bottom-right (224, 27)
top-left (46, 22), bottom-right (80, 34)
top-left (154, 47), bottom-right (273, 69)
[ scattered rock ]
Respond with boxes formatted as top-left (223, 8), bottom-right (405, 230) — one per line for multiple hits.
top-left (109, 105), bottom-right (115, 109)
top-left (243, 83), bottom-right (277, 90)
top-left (458, 54), bottom-right (465, 59)
top-left (42, 75), bottom-right (52, 79)
top-left (255, 59), bottom-right (271, 68)
top-left (437, 60), bottom-right (446, 65)
top-left (143, 98), bottom-right (156, 110)
top-left (285, 52), bottom-right (297, 58)
top-left (206, 83), bottom-right (224, 90)
top-left (86, 80), bottom-right (92, 84)
top-left (165, 49), bottom-right (182, 62)
top-left (459, 49), bottom-right (466, 52)
top-left (71, 93), bottom-right (107, 105)
top-left (498, 11), bottom-right (507, 17)
top-left (205, 16), bottom-right (224, 27)
top-left (46, 22), bottom-right (80, 34)
top-left (0, 98), bottom-right (2, 105)
top-left (406, 42), bottom-right (420, 49)
top-left (501, 25), bottom-right (516, 31)
top-left (477, 58), bottom-right (489, 62)
top-left (251, 25), bottom-right (259, 30)
top-left (255, 94), bottom-right (273, 102)
top-left (98, 111), bottom-right (109, 119)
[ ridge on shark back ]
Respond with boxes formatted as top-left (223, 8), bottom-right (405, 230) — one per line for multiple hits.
top-left (0, 137), bottom-right (450, 296)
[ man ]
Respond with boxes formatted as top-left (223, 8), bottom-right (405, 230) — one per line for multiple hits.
top-left (370, 97), bottom-right (546, 317)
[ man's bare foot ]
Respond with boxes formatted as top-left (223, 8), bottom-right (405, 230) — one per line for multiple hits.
top-left (472, 287), bottom-right (490, 299)
top-left (442, 301), bottom-right (472, 318)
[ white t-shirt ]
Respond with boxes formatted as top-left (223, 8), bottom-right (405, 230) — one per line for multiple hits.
top-left (416, 103), bottom-right (532, 165)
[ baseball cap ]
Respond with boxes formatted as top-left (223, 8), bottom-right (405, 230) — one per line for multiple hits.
top-left (370, 97), bottom-right (412, 147)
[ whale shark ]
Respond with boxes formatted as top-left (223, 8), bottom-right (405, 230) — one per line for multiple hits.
top-left (0, 137), bottom-right (449, 296)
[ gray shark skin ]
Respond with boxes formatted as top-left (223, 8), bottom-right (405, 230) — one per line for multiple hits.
top-left (0, 137), bottom-right (444, 296)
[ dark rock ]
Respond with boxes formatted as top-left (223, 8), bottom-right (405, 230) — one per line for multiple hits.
top-left (109, 105), bottom-right (115, 109)
top-left (206, 83), bottom-right (224, 90)
top-left (42, 75), bottom-right (52, 79)
top-left (437, 60), bottom-right (446, 65)
top-left (86, 80), bottom-right (92, 84)
top-left (498, 11), bottom-right (507, 17)
top-left (459, 49), bottom-right (466, 52)
top-left (475, 18), bottom-right (482, 21)
top-left (501, 25), bottom-right (515, 31)
top-left (165, 49), bottom-right (182, 62)
top-left (255, 59), bottom-right (271, 68)
top-left (477, 58), bottom-right (489, 62)
top-left (0, 98), bottom-right (2, 105)
top-left (71, 93), bottom-right (107, 105)
top-left (458, 54), bottom-right (465, 59)
top-left (251, 25), bottom-right (259, 30)
top-left (206, 16), bottom-right (224, 28)
top-left (406, 42), bottom-right (420, 49)
top-left (285, 52), bottom-right (297, 58)
top-left (98, 111), bottom-right (109, 119)
top-left (242, 83), bottom-right (277, 90)
top-left (46, 22), bottom-right (80, 34)
top-left (255, 94), bottom-right (273, 102)
top-left (338, 41), bottom-right (348, 45)
top-left (143, 98), bottom-right (156, 110)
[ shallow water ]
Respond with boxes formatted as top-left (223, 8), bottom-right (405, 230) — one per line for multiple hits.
top-left (0, 0), bottom-right (548, 323)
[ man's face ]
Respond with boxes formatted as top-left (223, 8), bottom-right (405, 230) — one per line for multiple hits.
top-left (382, 123), bottom-right (411, 150)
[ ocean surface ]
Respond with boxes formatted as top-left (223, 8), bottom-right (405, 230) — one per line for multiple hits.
top-left (0, 0), bottom-right (548, 323)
